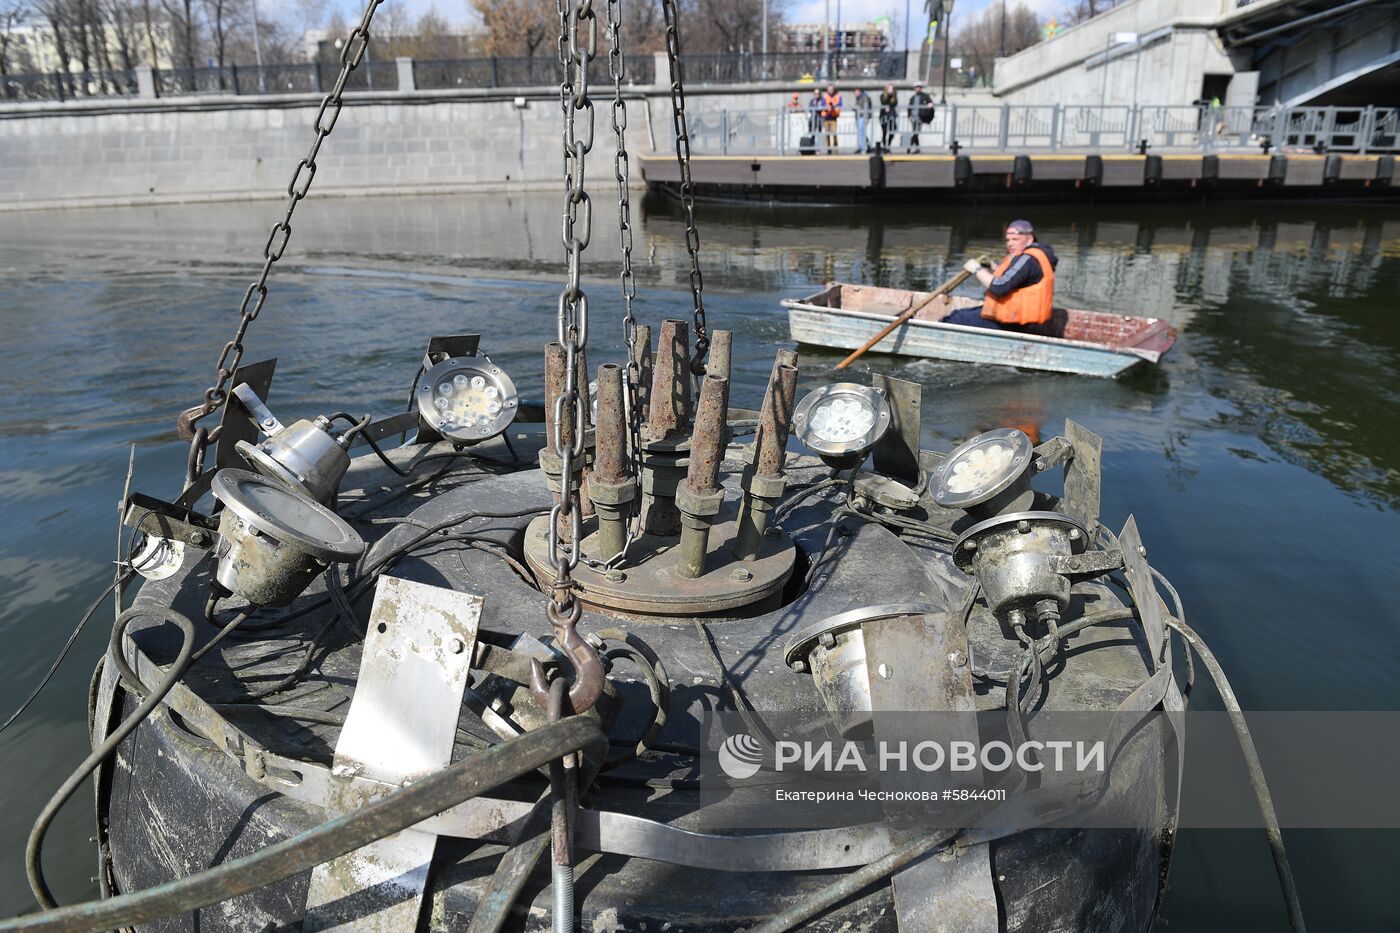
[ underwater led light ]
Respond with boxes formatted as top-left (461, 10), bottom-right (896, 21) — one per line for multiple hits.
top-left (416, 357), bottom-right (519, 443)
top-left (792, 383), bottom-right (891, 459)
top-left (931, 427), bottom-right (1034, 512)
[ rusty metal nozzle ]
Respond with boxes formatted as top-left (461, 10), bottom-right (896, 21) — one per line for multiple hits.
top-left (676, 374), bottom-right (730, 579)
top-left (706, 329), bottom-right (733, 382)
top-left (635, 323), bottom-right (652, 425)
top-left (734, 360), bottom-right (800, 561)
top-left (755, 363), bottom-right (799, 479)
top-left (647, 319), bottom-right (692, 440)
top-left (589, 364), bottom-right (637, 562)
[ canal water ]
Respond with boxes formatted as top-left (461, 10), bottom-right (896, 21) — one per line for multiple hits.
top-left (0, 191), bottom-right (1395, 930)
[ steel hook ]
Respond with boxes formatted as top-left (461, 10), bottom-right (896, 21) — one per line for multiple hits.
top-left (530, 599), bottom-right (606, 716)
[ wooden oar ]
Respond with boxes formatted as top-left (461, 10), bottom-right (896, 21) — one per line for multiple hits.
top-left (834, 259), bottom-right (988, 370)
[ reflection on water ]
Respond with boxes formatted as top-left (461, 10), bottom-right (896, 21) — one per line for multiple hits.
top-left (0, 193), bottom-right (1397, 929)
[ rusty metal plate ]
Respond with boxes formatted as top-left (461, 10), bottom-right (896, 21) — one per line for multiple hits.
top-left (1063, 420), bottom-right (1103, 533)
top-left (871, 374), bottom-right (922, 485)
top-left (862, 612), bottom-right (1000, 931)
top-left (522, 511), bottom-right (796, 619)
top-left (304, 576), bottom-right (483, 932)
top-left (1118, 516), bottom-right (1167, 668)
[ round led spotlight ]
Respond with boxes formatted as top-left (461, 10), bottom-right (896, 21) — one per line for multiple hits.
top-left (211, 469), bottom-right (365, 606)
top-left (931, 428), bottom-right (1033, 512)
top-left (792, 383), bottom-right (892, 459)
top-left (417, 357), bottom-right (518, 443)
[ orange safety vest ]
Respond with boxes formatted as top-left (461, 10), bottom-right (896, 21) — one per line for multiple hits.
top-left (982, 246), bottom-right (1054, 326)
top-left (821, 92), bottom-right (842, 119)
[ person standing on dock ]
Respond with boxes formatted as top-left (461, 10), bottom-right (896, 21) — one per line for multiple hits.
top-left (879, 84), bottom-right (899, 152)
top-left (821, 84), bottom-right (843, 153)
top-left (853, 88), bottom-right (873, 153)
top-left (907, 84), bottom-right (933, 153)
top-left (807, 88), bottom-right (824, 136)
top-left (944, 219), bottom-right (1064, 336)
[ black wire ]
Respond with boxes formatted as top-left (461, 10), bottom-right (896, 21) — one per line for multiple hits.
top-left (27, 605), bottom-right (217, 908)
top-left (0, 572), bottom-right (132, 737)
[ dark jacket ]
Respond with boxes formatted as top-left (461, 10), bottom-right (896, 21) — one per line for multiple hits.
top-left (879, 90), bottom-right (898, 115)
top-left (985, 242), bottom-right (1059, 298)
top-left (853, 91), bottom-right (873, 116)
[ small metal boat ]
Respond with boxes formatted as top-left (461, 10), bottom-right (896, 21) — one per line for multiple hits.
top-left (784, 283), bottom-right (1179, 377)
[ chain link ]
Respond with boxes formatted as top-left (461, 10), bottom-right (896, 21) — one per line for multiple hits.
top-left (178, 0), bottom-right (385, 443)
top-left (548, 0), bottom-right (597, 620)
top-left (659, 0), bottom-right (709, 373)
top-left (599, 0), bottom-right (645, 569)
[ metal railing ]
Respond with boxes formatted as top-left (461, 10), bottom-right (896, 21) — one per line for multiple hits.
top-left (668, 104), bottom-right (1400, 155)
top-left (680, 50), bottom-right (906, 84)
top-left (411, 55), bottom-right (653, 90)
top-left (2, 68), bottom-right (136, 101)
top-left (150, 61), bottom-right (401, 97)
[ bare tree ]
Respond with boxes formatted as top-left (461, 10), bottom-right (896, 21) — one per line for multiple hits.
top-left (470, 0), bottom-right (551, 57)
top-left (680, 0), bottom-right (781, 54)
top-left (161, 0), bottom-right (199, 69)
top-left (1062, 0), bottom-right (1127, 26)
top-left (953, 2), bottom-right (1040, 79)
top-left (0, 0), bottom-right (28, 75)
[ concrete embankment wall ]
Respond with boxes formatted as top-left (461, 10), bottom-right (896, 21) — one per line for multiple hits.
top-left (0, 80), bottom-right (951, 212)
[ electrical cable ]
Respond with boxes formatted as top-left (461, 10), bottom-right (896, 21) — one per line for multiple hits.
top-left (1162, 613), bottom-right (1306, 933)
top-left (750, 828), bottom-right (962, 933)
top-left (26, 605), bottom-right (210, 909)
top-left (4, 717), bottom-right (604, 933)
top-left (0, 572), bottom-right (133, 737)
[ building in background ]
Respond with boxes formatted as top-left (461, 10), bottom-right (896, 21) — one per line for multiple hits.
top-left (781, 21), bottom-right (892, 54)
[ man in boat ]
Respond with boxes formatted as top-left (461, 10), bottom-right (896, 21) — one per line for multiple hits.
top-left (944, 219), bottom-right (1066, 337)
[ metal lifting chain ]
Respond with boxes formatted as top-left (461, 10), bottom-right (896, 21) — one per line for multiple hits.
top-left (602, 0), bottom-right (646, 568)
top-left (177, 0), bottom-right (385, 448)
top-left (537, 0), bottom-right (605, 719)
top-left (659, 0), bottom-right (709, 374)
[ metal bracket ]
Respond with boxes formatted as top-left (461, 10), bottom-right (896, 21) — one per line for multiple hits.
top-left (121, 492), bottom-right (218, 549)
top-left (216, 359), bottom-right (277, 469)
top-left (422, 333), bottom-right (482, 371)
top-left (1031, 436), bottom-right (1074, 472)
top-left (1045, 548), bottom-right (1124, 576)
top-left (304, 577), bottom-right (483, 931)
top-left (231, 381), bottom-right (284, 436)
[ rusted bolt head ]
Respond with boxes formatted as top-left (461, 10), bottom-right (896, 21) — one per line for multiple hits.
top-left (448, 638), bottom-right (466, 655)
top-left (1016, 520), bottom-right (1032, 534)
top-left (262, 417), bottom-right (276, 428)
top-left (1138, 545), bottom-right (1148, 557)
top-left (190, 530), bottom-right (209, 547)
top-left (605, 568), bottom-right (626, 583)
top-left (730, 567), bottom-right (753, 583)
top-left (489, 696), bottom-right (507, 712)
top-left (819, 631), bottom-right (836, 649)
top-left (963, 539), bottom-right (977, 552)
top-left (790, 659), bottom-right (808, 673)
top-left (948, 650), bottom-right (967, 668)
top-left (1068, 528), bottom-right (1082, 542)
top-left (877, 662), bottom-right (893, 679)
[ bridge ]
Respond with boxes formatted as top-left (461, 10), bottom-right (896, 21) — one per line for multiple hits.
top-left (994, 0), bottom-right (1399, 110)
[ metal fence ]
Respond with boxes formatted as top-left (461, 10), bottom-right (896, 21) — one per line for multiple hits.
top-left (2, 69), bottom-right (137, 102)
top-left (0, 50), bottom-right (658, 102)
top-left (151, 61), bottom-right (402, 97)
top-left (679, 50), bottom-right (906, 84)
top-left (671, 104), bottom-right (1400, 155)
